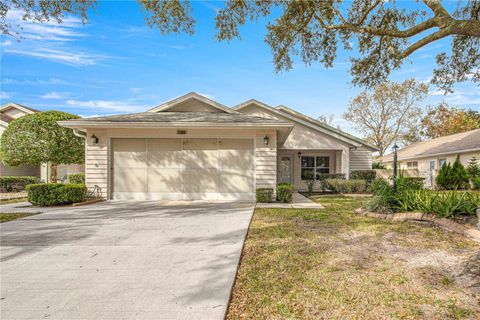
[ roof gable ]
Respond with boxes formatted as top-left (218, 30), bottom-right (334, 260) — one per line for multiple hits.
top-left (147, 92), bottom-right (237, 114)
top-left (0, 102), bottom-right (39, 115)
top-left (235, 100), bottom-right (378, 151)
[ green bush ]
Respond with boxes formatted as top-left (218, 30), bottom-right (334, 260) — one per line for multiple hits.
top-left (436, 156), bottom-right (469, 190)
top-left (256, 188), bottom-right (273, 203)
top-left (372, 162), bottom-right (386, 169)
top-left (26, 183), bottom-right (86, 206)
top-left (325, 179), bottom-right (368, 194)
top-left (473, 176), bottom-right (480, 190)
top-left (317, 173), bottom-right (346, 191)
top-left (350, 170), bottom-right (376, 183)
top-left (0, 176), bottom-right (40, 192)
top-left (402, 177), bottom-right (425, 189)
top-left (67, 173), bottom-right (85, 184)
top-left (277, 183), bottom-right (294, 203)
top-left (467, 157), bottom-right (480, 189)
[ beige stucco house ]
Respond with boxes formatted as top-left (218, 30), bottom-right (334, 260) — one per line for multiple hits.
top-left (382, 129), bottom-right (480, 188)
top-left (0, 102), bottom-right (84, 181)
top-left (59, 92), bottom-right (377, 200)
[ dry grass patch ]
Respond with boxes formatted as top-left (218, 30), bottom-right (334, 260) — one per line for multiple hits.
top-left (0, 212), bottom-right (40, 223)
top-left (227, 195), bottom-right (479, 320)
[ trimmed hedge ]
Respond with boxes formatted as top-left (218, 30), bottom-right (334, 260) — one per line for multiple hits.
top-left (26, 183), bottom-right (86, 206)
top-left (317, 173), bottom-right (346, 191)
top-left (350, 170), bottom-right (376, 183)
top-left (277, 183), bottom-right (294, 203)
top-left (0, 176), bottom-right (40, 192)
top-left (256, 188), bottom-right (274, 203)
top-left (325, 179), bottom-right (369, 194)
top-left (68, 173), bottom-right (85, 184)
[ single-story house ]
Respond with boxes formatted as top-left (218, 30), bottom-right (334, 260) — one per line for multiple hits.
top-left (59, 92), bottom-right (377, 200)
top-left (0, 102), bottom-right (84, 181)
top-left (382, 129), bottom-right (480, 188)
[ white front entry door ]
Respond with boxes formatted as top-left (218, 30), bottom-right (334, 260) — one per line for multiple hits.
top-left (112, 138), bottom-right (254, 200)
top-left (278, 155), bottom-right (293, 184)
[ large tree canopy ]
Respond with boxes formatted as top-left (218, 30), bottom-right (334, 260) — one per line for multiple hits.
top-left (2, 0), bottom-right (479, 91)
top-left (0, 111), bottom-right (84, 181)
top-left (343, 79), bottom-right (429, 157)
top-left (420, 101), bottom-right (480, 139)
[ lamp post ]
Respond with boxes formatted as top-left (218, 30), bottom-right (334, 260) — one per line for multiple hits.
top-left (392, 143), bottom-right (399, 192)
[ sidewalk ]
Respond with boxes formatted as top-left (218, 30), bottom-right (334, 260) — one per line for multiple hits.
top-left (256, 192), bottom-right (324, 209)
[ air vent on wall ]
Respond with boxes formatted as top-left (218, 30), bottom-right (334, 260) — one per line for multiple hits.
top-left (177, 129), bottom-right (187, 135)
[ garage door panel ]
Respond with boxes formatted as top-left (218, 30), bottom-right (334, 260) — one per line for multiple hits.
top-left (113, 168), bottom-right (147, 192)
top-left (182, 168), bottom-right (218, 193)
top-left (113, 139), bottom-right (146, 168)
top-left (147, 139), bottom-right (182, 168)
top-left (219, 139), bottom-right (254, 170)
top-left (147, 168), bottom-right (182, 193)
top-left (218, 170), bottom-right (254, 193)
top-left (183, 139), bottom-right (218, 168)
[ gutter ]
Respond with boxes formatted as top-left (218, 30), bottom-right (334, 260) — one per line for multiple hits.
top-left (73, 129), bottom-right (87, 139)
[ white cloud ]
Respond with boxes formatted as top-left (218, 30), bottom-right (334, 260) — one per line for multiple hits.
top-left (129, 87), bottom-right (143, 94)
top-left (4, 48), bottom-right (107, 66)
top-left (1, 39), bottom-right (13, 46)
top-left (5, 9), bottom-right (84, 42)
top-left (41, 91), bottom-right (69, 99)
top-left (0, 92), bottom-right (12, 99)
top-left (198, 92), bottom-right (216, 100)
top-left (66, 99), bottom-right (147, 113)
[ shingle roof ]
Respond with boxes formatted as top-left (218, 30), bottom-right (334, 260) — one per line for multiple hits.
top-left (0, 113), bottom-right (15, 123)
top-left (382, 129), bottom-right (480, 162)
top-left (67, 112), bottom-right (292, 125)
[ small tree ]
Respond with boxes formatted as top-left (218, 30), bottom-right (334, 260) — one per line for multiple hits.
top-left (0, 111), bottom-right (84, 182)
top-left (436, 163), bottom-right (452, 190)
top-left (466, 157), bottom-right (480, 184)
top-left (451, 156), bottom-right (469, 189)
top-left (304, 171), bottom-right (316, 194)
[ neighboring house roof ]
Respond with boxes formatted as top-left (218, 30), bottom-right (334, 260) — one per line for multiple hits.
top-left (382, 129), bottom-right (480, 162)
top-left (0, 113), bottom-right (15, 123)
top-left (147, 92), bottom-right (237, 114)
top-left (234, 99), bottom-right (378, 151)
top-left (0, 102), bottom-right (39, 114)
top-left (58, 112), bottom-right (293, 128)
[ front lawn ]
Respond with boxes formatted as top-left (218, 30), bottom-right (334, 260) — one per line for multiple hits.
top-left (0, 212), bottom-right (40, 223)
top-left (227, 195), bottom-right (479, 319)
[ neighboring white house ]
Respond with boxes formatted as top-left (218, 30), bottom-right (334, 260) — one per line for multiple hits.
top-left (382, 129), bottom-right (480, 188)
top-left (59, 92), bottom-right (377, 200)
top-left (0, 102), bottom-right (84, 182)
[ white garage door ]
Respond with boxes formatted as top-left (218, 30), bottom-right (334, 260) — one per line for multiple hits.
top-left (112, 138), bottom-right (254, 200)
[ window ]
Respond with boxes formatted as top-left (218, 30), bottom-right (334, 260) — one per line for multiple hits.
top-left (301, 156), bottom-right (330, 180)
top-left (406, 161), bottom-right (418, 169)
top-left (439, 159), bottom-right (446, 167)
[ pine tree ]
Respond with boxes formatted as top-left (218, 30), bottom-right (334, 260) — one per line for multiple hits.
top-left (451, 155), bottom-right (469, 189)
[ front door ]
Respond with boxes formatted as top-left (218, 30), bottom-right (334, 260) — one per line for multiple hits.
top-left (278, 155), bottom-right (293, 184)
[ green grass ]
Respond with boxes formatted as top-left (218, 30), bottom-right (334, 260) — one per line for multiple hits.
top-left (227, 195), bottom-right (479, 320)
top-left (0, 212), bottom-right (40, 223)
top-left (0, 197), bottom-right (28, 205)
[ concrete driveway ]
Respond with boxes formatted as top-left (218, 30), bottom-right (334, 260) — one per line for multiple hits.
top-left (0, 201), bottom-right (254, 320)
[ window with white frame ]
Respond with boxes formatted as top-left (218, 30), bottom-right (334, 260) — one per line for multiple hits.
top-left (406, 161), bottom-right (418, 169)
top-left (301, 156), bottom-right (330, 180)
top-left (439, 158), bottom-right (447, 167)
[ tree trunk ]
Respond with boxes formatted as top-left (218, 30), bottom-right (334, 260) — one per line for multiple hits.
top-left (50, 163), bottom-right (57, 183)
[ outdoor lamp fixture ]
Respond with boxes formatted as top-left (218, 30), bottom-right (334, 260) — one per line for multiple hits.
top-left (264, 135), bottom-right (269, 146)
top-left (392, 143), bottom-right (399, 192)
top-left (91, 133), bottom-right (99, 145)
top-left (297, 152), bottom-right (302, 158)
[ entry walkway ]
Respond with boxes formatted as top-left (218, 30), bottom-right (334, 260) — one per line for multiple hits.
top-left (256, 192), bottom-right (323, 209)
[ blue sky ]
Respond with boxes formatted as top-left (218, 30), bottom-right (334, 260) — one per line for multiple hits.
top-left (1, 1), bottom-right (479, 134)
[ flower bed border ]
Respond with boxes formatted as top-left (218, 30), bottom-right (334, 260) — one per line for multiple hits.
top-left (354, 208), bottom-right (480, 242)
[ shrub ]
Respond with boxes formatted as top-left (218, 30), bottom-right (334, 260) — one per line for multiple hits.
top-left (0, 176), bottom-right (40, 192)
top-left (303, 171), bottom-right (316, 193)
top-left (277, 183), bottom-right (294, 203)
top-left (473, 176), bottom-right (480, 190)
top-left (351, 170), bottom-right (376, 183)
top-left (436, 156), bottom-right (469, 190)
top-left (402, 177), bottom-right (425, 190)
top-left (317, 173), bottom-right (346, 191)
top-left (26, 183), bottom-right (86, 206)
top-left (467, 157), bottom-right (480, 189)
top-left (372, 162), bottom-right (386, 169)
top-left (68, 173), bottom-right (85, 184)
top-left (325, 179), bottom-right (368, 194)
top-left (256, 188), bottom-right (273, 203)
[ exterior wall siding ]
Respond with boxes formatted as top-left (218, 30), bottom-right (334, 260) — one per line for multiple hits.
top-left (255, 129), bottom-right (277, 191)
top-left (349, 147), bottom-right (372, 171)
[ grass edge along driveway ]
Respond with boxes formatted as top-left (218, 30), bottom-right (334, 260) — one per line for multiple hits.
top-left (227, 195), bottom-right (479, 320)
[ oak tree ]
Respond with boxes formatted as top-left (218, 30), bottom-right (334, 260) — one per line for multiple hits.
top-left (0, 111), bottom-right (84, 182)
top-left (1, 0), bottom-right (479, 92)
